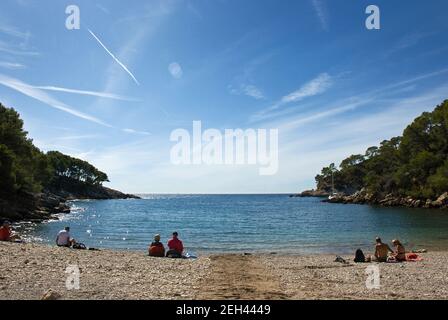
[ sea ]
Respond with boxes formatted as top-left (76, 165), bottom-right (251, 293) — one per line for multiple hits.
top-left (19, 194), bottom-right (448, 255)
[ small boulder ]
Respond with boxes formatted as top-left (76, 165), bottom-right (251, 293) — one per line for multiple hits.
top-left (431, 200), bottom-right (442, 208)
top-left (41, 289), bottom-right (61, 300)
top-left (436, 192), bottom-right (448, 205)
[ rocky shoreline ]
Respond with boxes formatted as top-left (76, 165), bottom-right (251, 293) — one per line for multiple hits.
top-left (289, 189), bottom-right (330, 198)
top-left (0, 186), bottom-right (140, 223)
top-left (323, 189), bottom-right (448, 209)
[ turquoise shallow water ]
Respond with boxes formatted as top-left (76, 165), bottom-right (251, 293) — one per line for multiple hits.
top-left (22, 194), bottom-right (448, 254)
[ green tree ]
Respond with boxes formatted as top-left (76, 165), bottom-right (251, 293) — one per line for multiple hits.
top-left (314, 100), bottom-right (448, 200)
top-left (47, 151), bottom-right (109, 187)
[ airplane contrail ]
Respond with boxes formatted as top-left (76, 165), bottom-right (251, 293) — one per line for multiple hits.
top-left (87, 29), bottom-right (140, 86)
top-left (31, 85), bottom-right (140, 101)
top-left (0, 74), bottom-right (111, 127)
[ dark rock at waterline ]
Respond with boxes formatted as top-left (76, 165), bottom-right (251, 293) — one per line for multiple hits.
top-left (0, 185), bottom-right (140, 223)
top-left (323, 189), bottom-right (448, 210)
top-left (290, 189), bottom-right (330, 198)
top-left (46, 183), bottom-right (140, 201)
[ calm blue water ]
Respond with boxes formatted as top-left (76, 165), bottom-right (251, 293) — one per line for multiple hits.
top-left (21, 194), bottom-right (448, 254)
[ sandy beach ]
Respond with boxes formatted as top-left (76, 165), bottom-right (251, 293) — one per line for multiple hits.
top-left (1, 241), bottom-right (448, 300)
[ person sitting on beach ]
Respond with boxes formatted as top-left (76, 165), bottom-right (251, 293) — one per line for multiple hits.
top-left (374, 237), bottom-right (393, 262)
top-left (56, 227), bottom-right (76, 247)
top-left (166, 232), bottom-right (184, 258)
top-left (148, 234), bottom-right (165, 257)
top-left (391, 239), bottom-right (406, 261)
top-left (0, 221), bottom-right (21, 242)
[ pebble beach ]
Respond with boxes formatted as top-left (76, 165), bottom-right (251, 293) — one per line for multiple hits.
top-left (1, 242), bottom-right (448, 300)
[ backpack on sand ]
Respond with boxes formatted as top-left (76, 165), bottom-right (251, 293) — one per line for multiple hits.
top-left (354, 249), bottom-right (366, 263)
top-left (72, 243), bottom-right (87, 250)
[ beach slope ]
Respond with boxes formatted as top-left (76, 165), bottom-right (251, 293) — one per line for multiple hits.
top-left (1, 242), bottom-right (447, 300)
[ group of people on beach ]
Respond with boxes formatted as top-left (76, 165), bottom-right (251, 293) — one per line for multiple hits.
top-left (148, 232), bottom-right (185, 258)
top-left (1, 220), bottom-right (187, 258)
top-left (53, 226), bottom-right (186, 258)
top-left (373, 237), bottom-right (406, 262)
top-left (354, 237), bottom-right (409, 263)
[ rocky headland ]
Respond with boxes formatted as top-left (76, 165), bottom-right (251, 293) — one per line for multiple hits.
top-left (0, 185), bottom-right (140, 223)
top-left (324, 189), bottom-right (448, 209)
top-left (290, 189), bottom-right (330, 198)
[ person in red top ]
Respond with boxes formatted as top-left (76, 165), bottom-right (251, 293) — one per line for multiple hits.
top-left (0, 221), bottom-right (20, 242)
top-left (166, 232), bottom-right (184, 258)
top-left (148, 234), bottom-right (165, 257)
top-left (0, 221), bottom-right (12, 241)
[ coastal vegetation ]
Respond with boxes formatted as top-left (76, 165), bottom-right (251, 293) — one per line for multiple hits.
top-left (0, 102), bottom-right (136, 222)
top-left (314, 100), bottom-right (448, 207)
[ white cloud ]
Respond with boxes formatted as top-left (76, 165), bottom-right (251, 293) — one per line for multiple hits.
top-left (0, 23), bottom-right (34, 56)
top-left (0, 61), bottom-right (26, 69)
top-left (242, 84), bottom-right (264, 99)
top-left (229, 84), bottom-right (265, 100)
top-left (252, 72), bottom-right (333, 120)
top-left (0, 39), bottom-right (38, 56)
top-left (281, 73), bottom-right (332, 103)
top-left (122, 128), bottom-right (151, 135)
top-left (259, 70), bottom-right (448, 134)
top-left (55, 135), bottom-right (101, 141)
top-left (168, 62), bottom-right (183, 79)
top-left (0, 24), bottom-right (30, 40)
top-left (311, 0), bottom-right (329, 31)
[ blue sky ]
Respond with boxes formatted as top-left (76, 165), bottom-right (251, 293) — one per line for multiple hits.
top-left (1, 0), bottom-right (448, 193)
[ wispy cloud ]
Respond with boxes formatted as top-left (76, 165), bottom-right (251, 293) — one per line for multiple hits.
top-left (122, 128), bottom-right (151, 135)
top-left (242, 84), bottom-right (264, 100)
top-left (281, 73), bottom-right (332, 104)
top-left (257, 68), bottom-right (448, 133)
top-left (87, 29), bottom-right (140, 86)
top-left (55, 135), bottom-right (102, 141)
top-left (251, 67), bottom-right (448, 124)
top-left (0, 40), bottom-right (38, 56)
top-left (0, 23), bottom-right (34, 57)
top-left (96, 4), bottom-right (110, 15)
top-left (0, 24), bottom-right (30, 40)
top-left (252, 72), bottom-right (333, 120)
top-left (383, 67), bottom-right (448, 90)
top-left (0, 61), bottom-right (26, 69)
top-left (0, 74), bottom-right (111, 127)
top-left (280, 84), bottom-right (448, 156)
top-left (311, 0), bottom-right (329, 31)
top-left (27, 85), bottom-right (139, 101)
top-left (229, 84), bottom-right (265, 100)
top-left (1, 77), bottom-right (153, 136)
top-left (392, 32), bottom-right (434, 53)
top-left (227, 52), bottom-right (276, 101)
